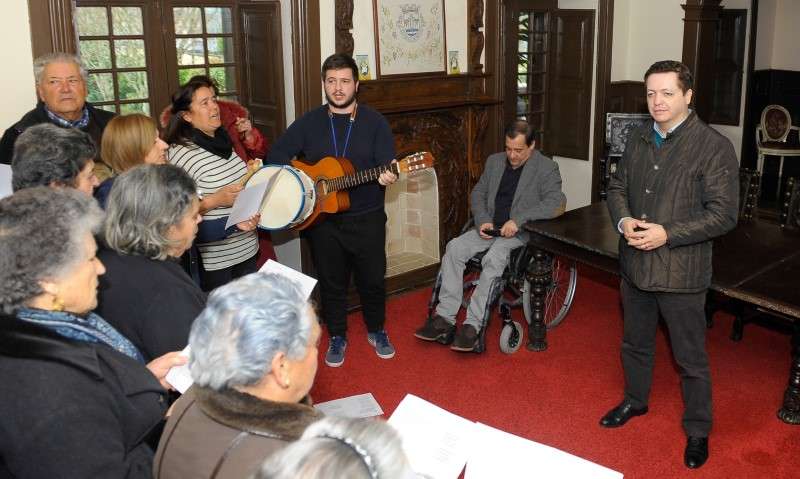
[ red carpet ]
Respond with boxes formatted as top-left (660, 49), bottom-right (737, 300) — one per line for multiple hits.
top-left (310, 266), bottom-right (800, 478)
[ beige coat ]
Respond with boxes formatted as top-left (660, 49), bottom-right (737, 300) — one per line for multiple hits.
top-left (153, 386), bottom-right (322, 479)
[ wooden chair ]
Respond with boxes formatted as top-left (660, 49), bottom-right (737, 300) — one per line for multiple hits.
top-left (755, 105), bottom-right (800, 199)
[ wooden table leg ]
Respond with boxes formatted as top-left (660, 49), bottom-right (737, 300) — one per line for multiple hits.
top-left (526, 248), bottom-right (550, 352)
top-left (777, 321), bottom-right (800, 424)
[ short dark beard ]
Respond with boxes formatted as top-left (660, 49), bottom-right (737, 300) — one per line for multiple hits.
top-left (325, 91), bottom-right (356, 111)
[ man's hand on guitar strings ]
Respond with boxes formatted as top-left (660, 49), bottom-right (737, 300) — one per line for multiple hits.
top-left (378, 160), bottom-right (398, 186)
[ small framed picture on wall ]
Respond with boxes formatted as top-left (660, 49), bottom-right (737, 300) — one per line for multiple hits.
top-left (373, 0), bottom-right (446, 77)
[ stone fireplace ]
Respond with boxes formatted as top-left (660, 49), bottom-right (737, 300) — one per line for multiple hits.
top-left (385, 168), bottom-right (440, 278)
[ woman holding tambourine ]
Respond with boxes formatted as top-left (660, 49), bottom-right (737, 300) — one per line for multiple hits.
top-left (164, 76), bottom-right (260, 292)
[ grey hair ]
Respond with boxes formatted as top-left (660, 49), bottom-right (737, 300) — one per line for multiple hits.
top-left (254, 417), bottom-right (413, 479)
top-left (33, 52), bottom-right (88, 84)
top-left (0, 187), bottom-right (103, 314)
top-left (104, 164), bottom-right (197, 260)
top-left (11, 124), bottom-right (96, 191)
top-left (189, 272), bottom-right (313, 390)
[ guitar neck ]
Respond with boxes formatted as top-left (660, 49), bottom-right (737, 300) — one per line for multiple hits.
top-left (327, 162), bottom-right (399, 192)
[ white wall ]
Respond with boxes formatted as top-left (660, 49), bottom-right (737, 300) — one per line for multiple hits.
top-left (754, 0), bottom-right (777, 70)
top-left (611, 0), bottom-right (684, 82)
top-left (1, 1), bottom-right (35, 129)
top-left (771, 0), bottom-right (800, 70)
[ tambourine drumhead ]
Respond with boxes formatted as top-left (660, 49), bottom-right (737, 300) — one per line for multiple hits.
top-left (245, 165), bottom-right (316, 230)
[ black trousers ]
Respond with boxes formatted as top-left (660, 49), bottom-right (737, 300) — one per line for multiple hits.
top-left (306, 209), bottom-right (387, 337)
top-left (620, 278), bottom-right (712, 437)
top-left (199, 254), bottom-right (258, 292)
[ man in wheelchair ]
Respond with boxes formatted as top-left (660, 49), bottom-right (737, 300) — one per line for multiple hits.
top-left (414, 120), bottom-right (566, 351)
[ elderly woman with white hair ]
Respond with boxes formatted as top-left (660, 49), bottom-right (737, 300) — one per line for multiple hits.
top-left (0, 187), bottom-right (185, 478)
top-left (255, 416), bottom-right (416, 479)
top-left (94, 164), bottom-right (205, 361)
top-left (153, 272), bottom-right (323, 479)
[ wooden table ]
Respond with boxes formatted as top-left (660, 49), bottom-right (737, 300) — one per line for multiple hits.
top-left (524, 202), bottom-right (800, 424)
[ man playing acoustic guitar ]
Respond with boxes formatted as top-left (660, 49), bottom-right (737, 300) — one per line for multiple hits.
top-left (268, 53), bottom-right (397, 367)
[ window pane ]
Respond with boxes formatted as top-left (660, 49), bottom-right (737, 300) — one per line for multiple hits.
top-left (87, 73), bottom-right (114, 102)
top-left (120, 102), bottom-right (150, 115)
top-left (97, 104), bottom-right (118, 113)
top-left (517, 74), bottom-right (528, 92)
top-left (112, 7), bottom-right (144, 35)
top-left (117, 71), bottom-right (149, 100)
top-left (80, 40), bottom-right (112, 69)
top-left (516, 95), bottom-right (529, 116)
top-left (220, 94), bottom-right (238, 103)
top-left (178, 67), bottom-right (206, 85)
top-left (115, 39), bottom-right (146, 68)
top-left (207, 37), bottom-right (235, 64)
top-left (176, 38), bottom-right (205, 65)
top-left (517, 53), bottom-right (529, 74)
top-left (205, 7), bottom-right (233, 34)
top-left (174, 7), bottom-right (203, 34)
top-left (209, 66), bottom-right (236, 93)
top-left (76, 7), bottom-right (108, 36)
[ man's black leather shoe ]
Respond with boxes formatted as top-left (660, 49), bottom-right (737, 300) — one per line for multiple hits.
top-left (599, 401), bottom-right (648, 428)
top-left (684, 436), bottom-right (708, 469)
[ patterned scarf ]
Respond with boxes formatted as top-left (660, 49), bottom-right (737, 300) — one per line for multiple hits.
top-left (16, 307), bottom-right (144, 363)
top-left (45, 105), bottom-right (90, 129)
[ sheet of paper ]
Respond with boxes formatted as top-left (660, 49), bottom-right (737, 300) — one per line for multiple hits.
top-left (388, 394), bottom-right (476, 479)
top-left (259, 259), bottom-right (317, 299)
top-left (464, 422), bottom-right (623, 479)
top-left (0, 164), bottom-right (12, 200)
top-left (165, 346), bottom-right (193, 394)
top-left (225, 179), bottom-right (269, 229)
top-left (314, 393), bottom-right (384, 418)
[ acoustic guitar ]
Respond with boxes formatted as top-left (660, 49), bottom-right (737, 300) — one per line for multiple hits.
top-left (289, 151), bottom-right (435, 230)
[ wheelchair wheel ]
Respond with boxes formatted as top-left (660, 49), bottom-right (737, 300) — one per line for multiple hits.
top-left (499, 321), bottom-right (524, 354)
top-left (522, 256), bottom-right (577, 329)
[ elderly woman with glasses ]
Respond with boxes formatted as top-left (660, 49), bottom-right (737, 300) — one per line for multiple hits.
top-left (153, 273), bottom-right (323, 479)
top-left (0, 187), bottom-right (185, 478)
top-left (93, 113), bottom-right (169, 207)
top-left (94, 164), bottom-right (205, 361)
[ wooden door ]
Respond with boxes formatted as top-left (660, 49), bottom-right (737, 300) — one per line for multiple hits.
top-left (238, 1), bottom-right (285, 142)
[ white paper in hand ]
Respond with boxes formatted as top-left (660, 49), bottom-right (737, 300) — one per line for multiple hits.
top-left (259, 259), bottom-right (317, 299)
top-left (225, 180), bottom-right (268, 229)
top-left (165, 346), bottom-right (193, 393)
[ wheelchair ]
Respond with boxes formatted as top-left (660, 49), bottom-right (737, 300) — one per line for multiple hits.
top-left (426, 228), bottom-right (577, 354)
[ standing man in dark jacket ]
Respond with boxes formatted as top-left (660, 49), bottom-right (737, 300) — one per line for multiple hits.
top-left (0, 52), bottom-right (115, 179)
top-left (603, 60), bottom-right (739, 469)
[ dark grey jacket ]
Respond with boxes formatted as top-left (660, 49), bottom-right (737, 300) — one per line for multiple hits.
top-left (607, 111), bottom-right (739, 292)
top-left (471, 150), bottom-right (566, 240)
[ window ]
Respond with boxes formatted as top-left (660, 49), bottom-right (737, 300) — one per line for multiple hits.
top-left (74, 2), bottom-right (241, 115)
top-left (171, 6), bottom-right (238, 101)
top-left (514, 11), bottom-right (550, 145)
top-left (75, 5), bottom-right (151, 114)
top-left (504, 2), bottom-right (594, 160)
